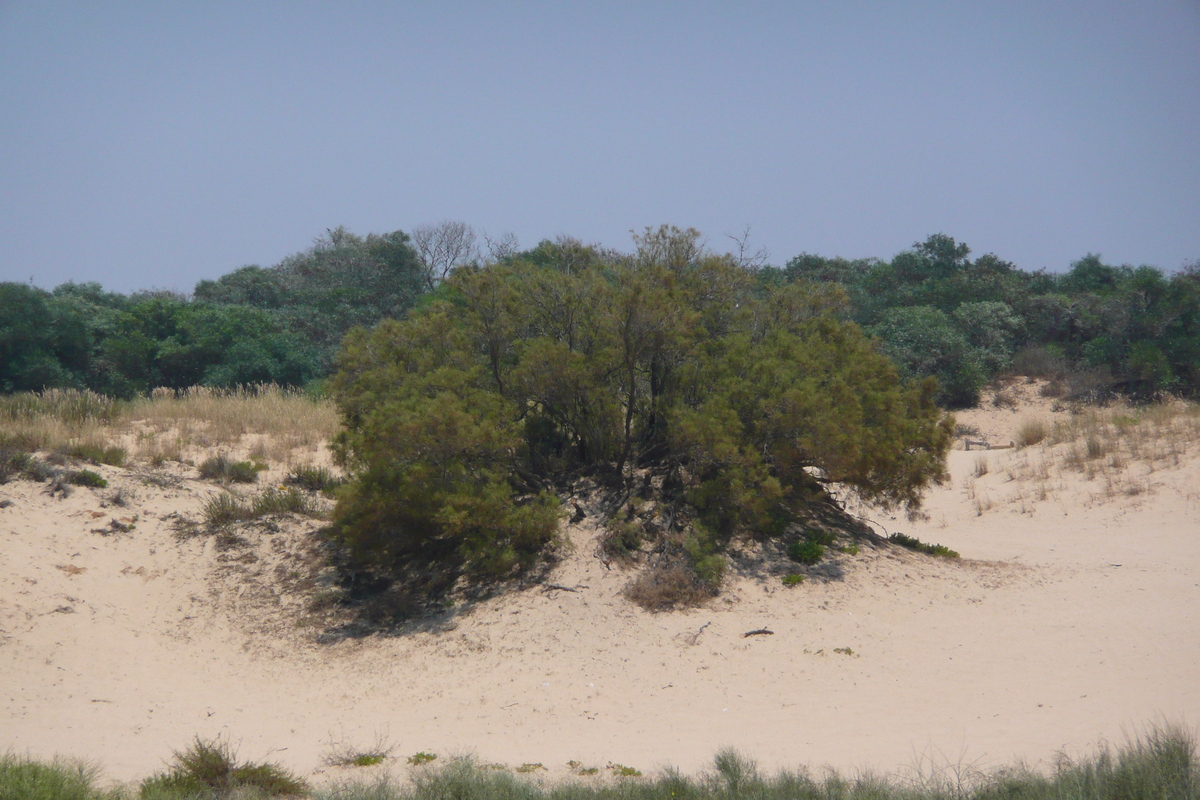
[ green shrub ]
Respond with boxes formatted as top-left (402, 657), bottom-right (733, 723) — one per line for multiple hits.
top-left (0, 753), bottom-right (110, 800)
top-left (781, 573), bottom-right (804, 586)
top-left (0, 448), bottom-right (31, 484)
top-left (21, 458), bottom-right (57, 482)
top-left (407, 752), bottom-right (437, 766)
top-left (202, 493), bottom-right (247, 528)
top-left (330, 231), bottom-right (952, 603)
top-left (202, 488), bottom-right (320, 529)
top-left (139, 736), bottom-right (306, 798)
top-left (198, 454), bottom-right (264, 484)
top-left (59, 442), bottom-right (126, 467)
top-left (802, 528), bottom-right (836, 546)
top-left (285, 464), bottom-right (343, 493)
top-left (65, 469), bottom-right (107, 488)
top-left (787, 540), bottom-right (825, 565)
top-left (252, 487), bottom-right (318, 517)
top-left (888, 532), bottom-right (959, 558)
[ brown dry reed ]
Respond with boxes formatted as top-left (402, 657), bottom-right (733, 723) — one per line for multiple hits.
top-left (0, 385), bottom-right (339, 469)
top-left (972, 400), bottom-right (1200, 513)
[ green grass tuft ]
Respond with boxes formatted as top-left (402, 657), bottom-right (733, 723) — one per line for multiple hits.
top-left (59, 442), bottom-right (126, 467)
top-left (0, 753), bottom-right (114, 800)
top-left (407, 752), bottom-right (437, 766)
top-left (65, 469), bottom-right (107, 489)
top-left (198, 454), bottom-right (265, 484)
top-left (201, 488), bottom-right (320, 530)
top-left (787, 540), bottom-right (825, 565)
top-left (285, 465), bottom-right (343, 494)
top-left (888, 532), bottom-right (960, 558)
top-left (138, 735), bottom-right (306, 798)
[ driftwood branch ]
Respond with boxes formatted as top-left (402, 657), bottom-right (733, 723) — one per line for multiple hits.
top-left (683, 621), bottom-right (711, 646)
top-left (743, 628), bottom-right (774, 638)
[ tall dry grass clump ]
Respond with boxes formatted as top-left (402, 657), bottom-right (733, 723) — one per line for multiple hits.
top-left (977, 400), bottom-right (1200, 512)
top-left (0, 385), bottom-right (340, 469)
top-left (125, 385), bottom-right (337, 446)
top-left (1015, 417), bottom-right (1048, 448)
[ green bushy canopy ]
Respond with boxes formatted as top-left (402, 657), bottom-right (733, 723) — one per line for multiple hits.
top-left (329, 227), bottom-right (953, 588)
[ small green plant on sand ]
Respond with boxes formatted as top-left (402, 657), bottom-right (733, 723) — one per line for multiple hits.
top-left (516, 763), bottom-right (545, 773)
top-left (198, 454), bottom-right (266, 484)
top-left (285, 464), bottom-right (343, 494)
top-left (59, 441), bottom-right (126, 467)
top-left (407, 752), bottom-right (438, 766)
top-left (202, 488), bottom-right (320, 529)
top-left (840, 543), bottom-right (860, 555)
top-left (782, 573), bottom-right (804, 587)
top-left (888, 532), bottom-right (959, 558)
top-left (606, 762), bottom-right (642, 777)
top-left (65, 469), bottom-right (107, 488)
top-left (787, 540), bottom-right (824, 565)
top-left (0, 753), bottom-right (108, 800)
top-left (324, 734), bottom-right (394, 768)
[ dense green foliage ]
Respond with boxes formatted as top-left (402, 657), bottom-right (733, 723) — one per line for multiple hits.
top-left (5, 225), bottom-right (1197, 410)
top-left (771, 234), bottom-right (1200, 406)
top-left (329, 227), bottom-right (952, 591)
top-left (1, 228), bottom-right (423, 397)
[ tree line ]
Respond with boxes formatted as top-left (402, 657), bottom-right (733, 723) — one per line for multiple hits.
top-left (3, 225), bottom-right (1198, 406)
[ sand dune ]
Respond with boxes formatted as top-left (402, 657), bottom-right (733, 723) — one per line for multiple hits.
top-left (1, 390), bottom-right (1198, 786)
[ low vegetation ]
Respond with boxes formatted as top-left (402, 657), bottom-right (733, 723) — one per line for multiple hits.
top-left (198, 454), bottom-right (265, 484)
top-left (887, 532), bottom-right (960, 558)
top-left (0, 386), bottom-right (339, 471)
top-left (968, 400), bottom-right (1200, 513)
top-left (138, 736), bottom-right (307, 798)
top-left (201, 488), bottom-right (322, 530)
top-left (0, 726), bottom-right (1194, 799)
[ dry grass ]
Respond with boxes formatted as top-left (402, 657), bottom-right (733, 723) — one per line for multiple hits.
top-left (969, 400), bottom-right (1200, 512)
top-left (1015, 418), bottom-right (1048, 448)
top-left (0, 386), bottom-right (340, 469)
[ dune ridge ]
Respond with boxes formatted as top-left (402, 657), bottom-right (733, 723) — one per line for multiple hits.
top-left (1, 388), bottom-right (1198, 786)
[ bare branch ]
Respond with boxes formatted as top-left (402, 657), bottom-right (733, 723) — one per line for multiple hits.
top-left (726, 225), bottom-right (770, 271)
top-left (481, 230), bottom-right (520, 263)
top-left (412, 221), bottom-right (478, 290)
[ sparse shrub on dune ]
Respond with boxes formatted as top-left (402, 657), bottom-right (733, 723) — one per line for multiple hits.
top-left (623, 558), bottom-right (718, 611)
top-left (65, 469), bottom-right (107, 489)
top-left (57, 440), bottom-right (126, 467)
top-left (201, 488), bottom-right (321, 530)
top-left (888, 532), bottom-right (959, 558)
top-left (138, 735), bottom-right (307, 798)
top-left (0, 444), bottom-right (32, 484)
top-left (285, 465), bottom-right (344, 494)
top-left (198, 454), bottom-right (265, 484)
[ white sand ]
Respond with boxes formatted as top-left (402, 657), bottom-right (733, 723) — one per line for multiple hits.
top-left (2, 390), bottom-right (1198, 786)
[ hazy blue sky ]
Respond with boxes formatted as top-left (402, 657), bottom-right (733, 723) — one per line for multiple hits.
top-left (2, 1), bottom-right (1198, 293)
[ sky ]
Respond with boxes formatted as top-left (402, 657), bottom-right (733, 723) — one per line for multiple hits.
top-left (1, 1), bottom-right (1198, 294)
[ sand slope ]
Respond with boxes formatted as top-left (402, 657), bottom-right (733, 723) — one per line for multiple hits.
top-left (2, 396), bottom-right (1198, 785)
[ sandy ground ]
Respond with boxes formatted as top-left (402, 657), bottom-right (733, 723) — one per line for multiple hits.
top-left (1, 387), bottom-right (1198, 788)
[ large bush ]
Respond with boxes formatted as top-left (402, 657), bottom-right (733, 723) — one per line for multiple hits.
top-left (329, 228), bottom-right (953, 593)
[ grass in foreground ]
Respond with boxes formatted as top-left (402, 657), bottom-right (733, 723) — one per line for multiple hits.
top-left (2, 726), bottom-right (1195, 800)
